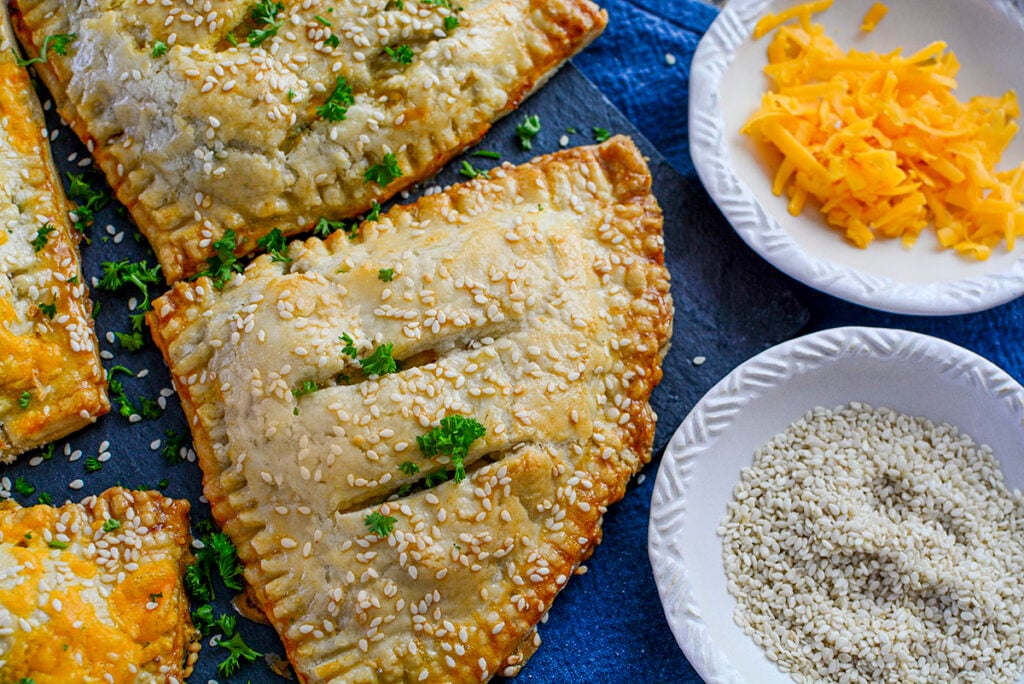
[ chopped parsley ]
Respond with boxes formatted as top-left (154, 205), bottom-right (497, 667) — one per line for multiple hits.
top-left (84, 456), bottom-right (103, 473)
top-left (359, 342), bottom-right (398, 376)
top-left (364, 153), bottom-right (403, 188)
top-left (364, 510), bottom-right (397, 537)
top-left (30, 223), bottom-right (56, 252)
top-left (257, 227), bottom-right (291, 263)
top-left (37, 493), bottom-right (52, 505)
top-left (316, 76), bottom-right (355, 122)
top-left (424, 470), bottom-right (450, 488)
top-left (47, 539), bottom-right (68, 550)
top-left (324, 34), bottom-right (341, 48)
top-left (66, 172), bottom-right (109, 236)
top-left (592, 126), bottom-right (611, 143)
top-left (217, 625), bottom-right (262, 677)
top-left (443, 14), bottom-right (459, 31)
top-left (384, 44), bottom-right (414, 64)
top-left (398, 461), bottom-right (420, 476)
top-left (472, 149), bottom-right (502, 160)
top-left (378, 268), bottom-right (394, 282)
top-left (366, 200), bottom-right (382, 222)
top-left (102, 518), bottom-right (121, 533)
top-left (516, 114), bottom-right (541, 150)
top-left (12, 33), bottom-right (76, 67)
top-left (459, 160), bottom-right (489, 180)
top-left (97, 258), bottom-right (162, 311)
top-left (314, 216), bottom-right (354, 238)
top-left (247, 0), bottom-right (284, 47)
top-left (340, 332), bottom-right (358, 358)
top-left (38, 300), bottom-right (57, 319)
top-left (13, 476), bottom-right (35, 497)
top-left (417, 415), bottom-right (486, 483)
top-left (184, 526), bottom-right (244, 603)
top-left (151, 41), bottom-right (169, 57)
top-left (106, 365), bottom-right (160, 420)
top-left (313, 14), bottom-right (332, 26)
top-left (195, 229), bottom-right (243, 290)
top-left (17, 391), bottom-right (30, 409)
top-left (292, 379), bottom-right (318, 398)
top-left (41, 443), bottom-right (55, 461)
top-left (161, 429), bottom-right (187, 465)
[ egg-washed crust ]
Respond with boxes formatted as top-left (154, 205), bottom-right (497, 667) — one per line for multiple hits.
top-left (0, 487), bottom-right (199, 684)
top-left (147, 136), bottom-right (672, 682)
top-left (0, 4), bottom-right (108, 463)
top-left (8, 0), bottom-right (607, 283)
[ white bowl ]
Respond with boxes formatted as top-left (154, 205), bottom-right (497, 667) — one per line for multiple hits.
top-left (689, 0), bottom-right (1024, 315)
top-left (648, 326), bottom-right (1024, 683)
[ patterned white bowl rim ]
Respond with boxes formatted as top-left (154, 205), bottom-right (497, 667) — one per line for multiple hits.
top-left (648, 326), bottom-right (1024, 682)
top-left (689, 0), bottom-right (1024, 315)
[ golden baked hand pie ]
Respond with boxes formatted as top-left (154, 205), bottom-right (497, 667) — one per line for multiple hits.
top-left (0, 487), bottom-right (198, 683)
top-left (148, 136), bottom-right (672, 682)
top-left (0, 3), bottom-right (108, 462)
top-left (8, 0), bottom-right (607, 283)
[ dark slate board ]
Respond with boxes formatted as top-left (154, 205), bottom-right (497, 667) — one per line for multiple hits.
top-left (9, 63), bottom-right (808, 682)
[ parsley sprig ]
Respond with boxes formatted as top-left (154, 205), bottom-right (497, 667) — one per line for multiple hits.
top-left (192, 607), bottom-right (262, 677)
top-left (12, 33), bottom-right (76, 67)
top-left (364, 153), bottom-right (403, 188)
top-left (364, 510), bottom-right (397, 537)
top-left (384, 44), bottom-right (414, 64)
top-left (257, 227), bottom-right (292, 263)
top-left (106, 365), bottom-right (162, 420)
top-left (317, 76), bottom-right (355, 122)
top-left (417, 415), bottom-right (486, 483)
top-left (97, 259), bottom-right (162, 351)
top-left (247, 0), bottom-right (284, 47)
top-left (195, 229), bottom-right (244, 289)
top-left (184, 522), bottom-right (245, 603)
top-left (30, 223), bottom-right (56, 252)
top-left (66, 172), bottom-right (109, 237)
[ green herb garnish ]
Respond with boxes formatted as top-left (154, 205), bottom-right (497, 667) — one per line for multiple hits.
top-left (316, 76), bottom-right (355, 122)
top-left (516, 114), bottom-right (541, 150)
top-left (103, 518), bottom-right (121, 533)
top-left (12, 33), bottom-right (76, 67)
top-left (359, 342), bottom-right (398, 376)
top-left (364, 510), bottom-right (397, 537)
top-left (364, 153), bottom-right (403, 188)
top-left (195, 229), bottom-right (243, 290)
top-left (257, 227), bottom-right (291, 263)
top-left (384, 44), bottom-right (414, 64)
top-left (417, 415), bottom-right (486, 483)
top-left (151, 41), bottom-right (169, 57)
top-left (378, 268), bottom-right (394, 282)
top-left (247, 0), bottom-right (284, 47)
top-left (592, 126), bottom-right (611, 142)
top-left (30, 223), bottom-right (56, 252)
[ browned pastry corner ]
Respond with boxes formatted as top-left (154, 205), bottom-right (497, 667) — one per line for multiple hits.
top-left (0, 2), bottom-right (108, 462)
top-left (9, 0), bottom-right (607, 283)
top-left (147, 136), bottom-right (672, 682)
top-left (0, 487), bottom-right (199, 682)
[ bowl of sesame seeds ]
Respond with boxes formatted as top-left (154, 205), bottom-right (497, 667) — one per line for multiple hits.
top-left (649, 326), bottom-right (1024, 683)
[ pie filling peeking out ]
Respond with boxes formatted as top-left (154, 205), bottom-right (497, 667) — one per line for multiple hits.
top-left (148, 137), bottom-right (673, 682)
top-left (0, 2), bottom-right (108, 462)
top-left (0, 488), bottom-right (198, 684)
top-left (9, 0), bottom-right (608, 283)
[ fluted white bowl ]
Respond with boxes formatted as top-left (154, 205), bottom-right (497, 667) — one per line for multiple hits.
top-left (648, 326), bottom-right (1024, 682)
top-left (689, 0), bottom-right (1024, 314)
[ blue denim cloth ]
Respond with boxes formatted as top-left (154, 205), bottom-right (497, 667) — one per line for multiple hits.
top-left (511, 1), bottom-right (1024, 682)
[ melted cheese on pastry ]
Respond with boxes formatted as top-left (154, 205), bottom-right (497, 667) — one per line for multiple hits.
top-left (9, 0), bottom-right (607, 282)
top-left (148, 137), bottom-right (672, 682)
top-left (0, 488), bottom-right (198, 683)
top-left (0, 3), bottom-right (107, 462)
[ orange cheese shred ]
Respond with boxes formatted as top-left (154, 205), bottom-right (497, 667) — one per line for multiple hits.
top-left (743, 1), bottom-right (1024, 260)
top-left (861, 3), bottom-right (889, 33)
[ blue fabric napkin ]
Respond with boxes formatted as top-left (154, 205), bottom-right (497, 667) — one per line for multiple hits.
top-left (536, 1), bottom-right (1024, 682)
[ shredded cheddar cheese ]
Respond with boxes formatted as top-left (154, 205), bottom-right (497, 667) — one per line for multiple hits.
top-left (860, 2), bottom-right (888, 33)
top-left (743, 0), bottom-right (1024, 259)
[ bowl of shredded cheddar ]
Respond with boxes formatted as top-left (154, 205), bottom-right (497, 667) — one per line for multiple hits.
top-left (690, 0), bottom-right (1024, 314)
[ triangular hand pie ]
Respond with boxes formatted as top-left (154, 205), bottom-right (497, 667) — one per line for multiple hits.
top-left (9, 0), bottom-right (607, 282)
top-left (148, 137), bottom-right (672, 681)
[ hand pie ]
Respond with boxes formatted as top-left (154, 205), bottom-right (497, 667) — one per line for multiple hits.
top-left (0, 3), bottom-right (108, 462)
top-left (147, 136), bottom-right (672, 681)
top-left (0, 487), bottom-right (198, 683)
top-left (8, 0), bottom-right (607, 283)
